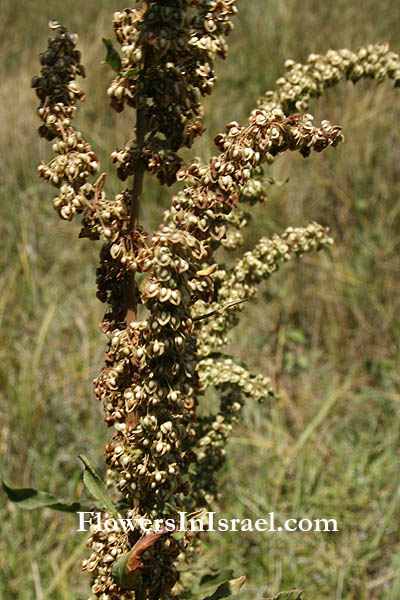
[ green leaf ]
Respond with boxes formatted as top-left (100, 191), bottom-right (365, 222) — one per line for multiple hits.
top-left (102, 38), bottom-right (122, 74)
top-left (265, 176), bottom-right (290, 187)
top-left (1, 480), bottom-right (84, 512)
top-left (199, 570), bottom-right (235, 591)
top-left (79, 455), bottom-right (119, 519)
top-left (178, 569), bottom-right (232, 600)
top-left (121, 67), bottom-right (140, 78)
top-left (202, 576), bottom-right (246, 599)
top-left (111, 554), bottom-right (143, 591)
top-left (260, 589), bottom-right (303, 600)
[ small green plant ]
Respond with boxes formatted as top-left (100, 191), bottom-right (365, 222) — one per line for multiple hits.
top-left (5, 2), bottom-right (399, 599)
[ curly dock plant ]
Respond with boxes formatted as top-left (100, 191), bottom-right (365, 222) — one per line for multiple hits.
top-left (27, 3), bottom-right (400, 599)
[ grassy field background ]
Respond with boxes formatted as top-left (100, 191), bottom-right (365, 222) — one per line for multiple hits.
top-left (1, 1), bottom-right (400, 598)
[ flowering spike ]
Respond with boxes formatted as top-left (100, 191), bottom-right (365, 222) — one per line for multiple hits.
top-left (32, 6), bottom-right (399, 600)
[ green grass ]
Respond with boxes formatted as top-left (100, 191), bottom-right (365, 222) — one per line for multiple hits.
top-left (1, 1), bottom-right (400, 598)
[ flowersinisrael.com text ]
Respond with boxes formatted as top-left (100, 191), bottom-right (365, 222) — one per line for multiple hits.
top-left (77, 511), bottom-right (338, 533)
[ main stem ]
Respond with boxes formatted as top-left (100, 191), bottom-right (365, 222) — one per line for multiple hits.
top-left (124, 106), bottom-right (146, 327)
top-left (130, 107), bottom-right (146, 231)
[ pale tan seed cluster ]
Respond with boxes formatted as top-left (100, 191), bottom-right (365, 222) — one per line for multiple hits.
top-left (195, 223), bottom-right (333, 355)
top-left (184, 357), bottom-right (274, 506)
top-left (198, 357), bottom-right (274, 403)
top-left (217, 206), bottom-right (249, 250)
top-left (257, 43), bottom-right (400, 114)
top-left (82, 516), bottom-right (132, 600)
top-left (239, 171), bottom-right (269, 205)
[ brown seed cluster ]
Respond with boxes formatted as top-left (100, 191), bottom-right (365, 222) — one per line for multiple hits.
top-left (81, 510), bottom-right (185, 599)
top-left (166, 109), bottom-right (343, 254)
top-left (32, 25), bottom-right (100, 221)
top-left (88, 224), bottom-right (212, 598)
top-left (108, 1), bottom-right (237, 187)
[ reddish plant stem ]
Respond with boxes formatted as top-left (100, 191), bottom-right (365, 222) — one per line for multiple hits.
top-left (124, 106), bottom-right (146, 328)
top-left (123, 1), bottom-right (149, 327)
top-left (130, 107), bottom-right (146, 231)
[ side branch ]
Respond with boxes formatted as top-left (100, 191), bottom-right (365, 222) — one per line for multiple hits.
top-left (167, 110), bottom-right (343, 245)
top-left (32, 25), bottom-right (101, 222)
top-left (193, 222), bottom-right (333, 356)
top-left (257, 42), bottom-right (400, 115)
